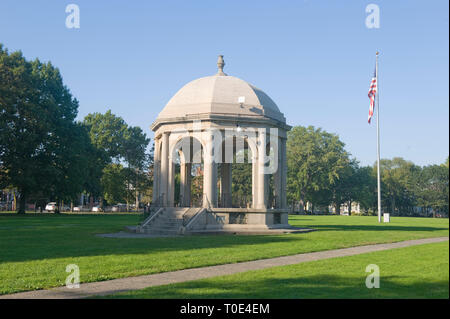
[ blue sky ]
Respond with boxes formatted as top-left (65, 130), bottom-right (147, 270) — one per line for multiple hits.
top-left (0, 0), bottom-right (448, 166)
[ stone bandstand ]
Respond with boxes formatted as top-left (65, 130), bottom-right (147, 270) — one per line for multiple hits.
top-left (138, 56), bottom-right (294, 235)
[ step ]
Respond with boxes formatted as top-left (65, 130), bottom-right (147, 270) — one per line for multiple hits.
top-left (156, 217), bottom-right (184, 222)
top-left (157, 223), bottom-right (183, 227)
top-left (142, 228), bottom-right (181, 235)
top-left (167, 217), bottom-right (184, 221)
top-left (151, 219), bottom-right (183, 226)
top-left (150, 224), bottom-right (182, 230)
top-left (147, 225), bottom-right (182, 231)
top-left (164, 214), bottom-right (186, 219)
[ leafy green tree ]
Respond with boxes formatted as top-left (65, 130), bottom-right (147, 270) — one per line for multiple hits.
top-left (331, 159), bottom-right (359, 214)
top-left (83, 110), bottom-right (128, 162)
top-left (190, 164), bottom-right (203, 207)
top-left (230, 150), bottom-right (252, 207)
top-left (101, 163), bottom-right (126, 204)
top-left (231, 162), bottom-right (252, 206)
top-left (82, 111), bottom-right (151, 209)
top-left (122, 125), bottom-right (150, 209)
top-left (123, 126), bottom-right (150, 169)
top-left (0, 44), bottom-right (88, 213)
top-left (45, 123), bottom-right (91, 207)
top-left (353, 166), bottom-right (377, 213)
top-left (417, 164), bottom-right (449, 216)
top-left (82, 137), bottom-right (108, 200)
top-left (378, 157), bottom-right (421, 215)
top-left (443, 156), bottom-right (449, 169)
top-left (287, 126), bottom-right (351, 212)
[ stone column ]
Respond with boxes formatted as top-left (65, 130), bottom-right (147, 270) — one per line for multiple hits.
top-left (281, 137), bottom-right (287, 209)
top-left (203, 134), bottom-right (217, 208)
top-left (252, 156), bottom-right (258, 208)
top-left (160, 132), bottom-right (169, 206)
top-left (152, 138), bottom-right (160, 204)
top-left (167, 153), bottom-right (175, 207)
top-left (180, 162), bottom-right (186, 207)
top-left (256, 129), bottom-right (268, 209)
top-left (220, 163), bottom-right (232, 207)
top-left (273, 136), bottom-right (282, 208)
top-left (180, 162), bottom-right (192, 207)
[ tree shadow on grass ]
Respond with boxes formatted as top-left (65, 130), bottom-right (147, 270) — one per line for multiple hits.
top-left (114, 274), bottom-right (449, 299)
top-left (0, 230), bottom-right (304, 263)
top-left (0, 214), bottom-right (447, 264)
top-left (299, 224), bottom-right (448, 233)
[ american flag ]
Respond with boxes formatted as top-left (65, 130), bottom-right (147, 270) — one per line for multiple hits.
top-left (368, 68), bottom-right (377, 124)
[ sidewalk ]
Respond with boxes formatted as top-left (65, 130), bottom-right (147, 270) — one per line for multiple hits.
top-left (1, 236), bottom-right (448, 299)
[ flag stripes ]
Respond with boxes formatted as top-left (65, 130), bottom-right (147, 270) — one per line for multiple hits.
top-left (368, 68), bottom-right (377, 124)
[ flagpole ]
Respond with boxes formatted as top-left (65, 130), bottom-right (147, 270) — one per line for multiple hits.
top-left (376, 51), bottom-right (382, 223)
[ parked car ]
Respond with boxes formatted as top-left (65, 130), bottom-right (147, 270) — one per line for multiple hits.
top-left (45, 202), bottom-right (57, 212)
top-left (112, 203), bottom-right (127, 212)
top-left (91, 206), bottom-right (103, 212)
top-left (73, 206), bottom-right (81, 212)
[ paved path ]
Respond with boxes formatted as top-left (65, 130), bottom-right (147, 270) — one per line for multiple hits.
top-left (1, 236), bottom-right (448, 299)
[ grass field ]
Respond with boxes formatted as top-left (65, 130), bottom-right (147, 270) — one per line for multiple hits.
top-left (109, 241), bottom-right (449, 299)
top-left (0, 213), bottom-right (448, 295)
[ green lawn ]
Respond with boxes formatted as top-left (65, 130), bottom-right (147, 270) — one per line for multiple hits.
top-left (109, 242), bottom-right (449, 299)
top-left (0, 213), bottom-right (448, 295)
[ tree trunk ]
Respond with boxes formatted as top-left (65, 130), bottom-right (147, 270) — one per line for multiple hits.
top-left (17, 191), bottom-right (26, 214)
top-left (348, 200), bottom-right (352, 216)
top-left (391, 196), bottom-right (395, 215)
top-left (6, 192), bottom-right (10, 211)
top-left (13, 191), bottom-right (16, 211)
top-left (135, 170), bottom-right (139, 212)
top-left (135, 191), bottom-right (139, 212)
top-left (55, 200), bottom-right (60, 214)
top-left (335, 202), bottom-right (341, 215)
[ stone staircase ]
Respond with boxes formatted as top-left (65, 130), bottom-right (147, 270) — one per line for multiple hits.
top-left (139, 207), bottom-right (202, 235)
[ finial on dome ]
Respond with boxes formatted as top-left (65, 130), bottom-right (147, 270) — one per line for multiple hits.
top-left (217, 55), bottom-right (227, 75)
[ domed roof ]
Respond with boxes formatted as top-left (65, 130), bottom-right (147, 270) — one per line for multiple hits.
top-left (156, 56), bottom-right (285, 123)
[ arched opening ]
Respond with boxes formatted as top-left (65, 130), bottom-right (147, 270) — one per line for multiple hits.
top-left (218, 136), bottom-right (255, 208)
top-left (170, 136), bottom-right (204, 207)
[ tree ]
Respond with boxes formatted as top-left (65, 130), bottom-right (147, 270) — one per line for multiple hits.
top-left (82, 111), bottom-right (151, 209)
top-left (45, 122), bottom-right (91, 207)
top-left (443, 157), bottom-right (449, 169)
top-left (331, 159), bottom-right (359, 214)
top-left (101, 163), bottom-right (127, 205)
top-left (353, 166), bottom-right (377, 213)
top-left (122, 125), bottom-right (150, 209)
top-left (191, 164), bottom-right (203, 207)
top-left (287, 126), bottom-right (351, 212)
top-left (230, 150), bottom-right (252, 207)
top-left (0, 44), bottom-right (88, 213)
top-left (83, 110), bottom-right (128, 162)
top-left (417, 164), bottom-right (449, 217)
top-left (82, 136), bottom-right (108, 201)
top-left (123, 126), bottom-right (150, 169)
top-left (378, 157), bottom-right (421, 216)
